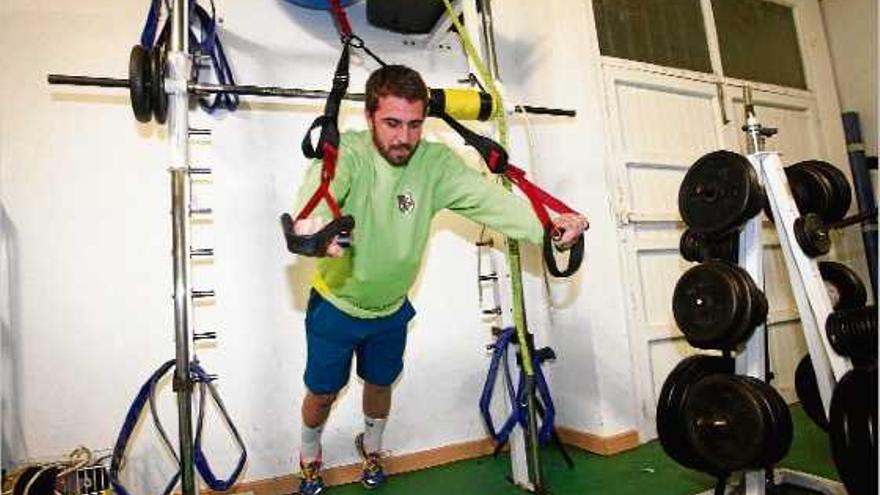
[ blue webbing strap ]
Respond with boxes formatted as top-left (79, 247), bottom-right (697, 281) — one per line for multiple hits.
top-left (192, 363), bottom-right (248, 491)
top-left (191, 1), bottom-right (239, 113)
top-left (109, 360), bottom-right (179, 495)
top-left (138, 0), bottom-right (239, 113)
top-left (109, 360), bottom-right (248, 495)
top-left (479, 328), bottom-right (557, 446)
top-left (139, 0), bottom-right (163, 49)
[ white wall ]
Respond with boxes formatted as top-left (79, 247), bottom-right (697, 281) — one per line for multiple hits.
top-left (820, 0), bottom-right (878, 155)
top-left (0, 0), bottom-right (632, 491)
top-left (491, 0), bottom-right (636, 436)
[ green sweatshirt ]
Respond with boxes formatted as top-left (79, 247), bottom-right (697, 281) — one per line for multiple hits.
top-left (293, 129), bottom-right (544, 318)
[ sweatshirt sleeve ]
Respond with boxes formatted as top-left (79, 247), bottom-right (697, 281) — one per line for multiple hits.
top-left (433, 148), bottom-right (545, 245)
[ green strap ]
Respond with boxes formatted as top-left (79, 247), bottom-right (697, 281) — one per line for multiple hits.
top-left (440, 0), bottom-right (533, 378)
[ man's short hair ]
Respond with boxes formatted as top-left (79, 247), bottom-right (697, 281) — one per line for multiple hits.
top-left (365, 65), bottom-right (429, 115)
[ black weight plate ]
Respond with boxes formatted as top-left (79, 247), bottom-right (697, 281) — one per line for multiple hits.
top-left (656, 354), bottom-right (734, 473)
top-left (685, 374), bottom-right (767, 472)
top-left (129, 45), bottom-right (152, 123)
top-left (679, 151), bottom-right (760, 234)
top-left (718, 262), bottom-right (763, 349)
top-left (806, 161), bottom-right (852, 223)
top-left (819, 261), bottom-right (867, 310)
top-left (731, 262), bottom-right (768, 340)
top-left (673, 261), bottom-right (751, 349)
top-left (786, 162), bottom-right (836, 222)
top-left (151, 46), bottom-right (168, 124)
top-left (826, 305), bottom-right (877, 363)
top-left (738, 375), bottom-right (793, 466)
top-left (829, 366), bottom-right (878, 495)
top-left (794, 355), bottom-right (829, 430)
top-left (679, 229), bottom-right (739, 263)
top-left (679, 229), bottom-right (705, 263)
top-left (794, 213), bottom-right (831, 257)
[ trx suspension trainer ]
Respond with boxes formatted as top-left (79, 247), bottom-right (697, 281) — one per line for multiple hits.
top-left (280, 0), bottom-right (585, 279)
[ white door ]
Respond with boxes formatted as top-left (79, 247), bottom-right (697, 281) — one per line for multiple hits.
top-left (592, 0), bottom-right (848, 438)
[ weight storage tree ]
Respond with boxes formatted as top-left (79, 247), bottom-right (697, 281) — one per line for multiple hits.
top-left (659, 88), bottom-right (876, 495)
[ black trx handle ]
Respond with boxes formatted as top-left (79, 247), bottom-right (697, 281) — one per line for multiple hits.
top-left (542, 227), bottom-right (585, 278)
top-left (280, 213), bottom-right (354, 257)
top-left (302, 43), bottom-right (349, 160)
top-left (436, 112), bottom-right (509, 174)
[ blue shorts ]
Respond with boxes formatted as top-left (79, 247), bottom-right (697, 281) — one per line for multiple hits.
top-left (304, 290), bottom-right (415, 395)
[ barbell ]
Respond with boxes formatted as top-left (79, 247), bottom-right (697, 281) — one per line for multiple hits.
top-left (48, 45), bottom-right (576, 124)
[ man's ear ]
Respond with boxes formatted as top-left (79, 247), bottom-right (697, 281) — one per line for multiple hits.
top-left (365, 110), bottom-right (374, 130)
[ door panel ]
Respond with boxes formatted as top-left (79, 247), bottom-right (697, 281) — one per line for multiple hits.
top-left (604, 64), bottom-right (728, 435)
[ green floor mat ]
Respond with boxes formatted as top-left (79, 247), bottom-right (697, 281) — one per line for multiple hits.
top-left (328, 405), bottom-right (837, 495)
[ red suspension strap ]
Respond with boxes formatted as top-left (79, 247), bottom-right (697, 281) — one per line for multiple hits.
top-left (279, 2), bottom-right (356, 257)
top-left (435, 111), bottom-right (585, 277)
top-left (328, 0), bottom-right (353, 39)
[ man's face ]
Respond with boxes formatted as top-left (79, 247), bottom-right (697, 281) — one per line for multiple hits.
top-left (366, 95), bottom-right (425, 166)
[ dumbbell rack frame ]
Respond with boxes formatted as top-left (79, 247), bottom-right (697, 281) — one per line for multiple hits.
top-left (696, 106), bottom-right (851, 495)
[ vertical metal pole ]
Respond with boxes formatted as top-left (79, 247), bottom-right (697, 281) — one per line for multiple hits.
top-left (168, 1), bottom-right (197, 495)
top-left (476, 0), bottom-right (544, 491)
top-left (738, 87), bottom-right (766, 495)
top-left (841, 112), bottom-right (878, 302)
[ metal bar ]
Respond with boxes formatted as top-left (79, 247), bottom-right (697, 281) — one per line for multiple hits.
top-left (516, 105), bottom-right (575, 117)
top-left (169, 0), bottom-right (197, 494)
top-left (46, 75), bottom-right (128, 87)
top-left (842, 112), bottom-right (878, 302)
top-left (738, 159), bottom-right (767, 495)
top-left (190, 82), bottom-right (365, 101)
top-left (828, 207), bottom-right (878, 230)
top-left (47, 75), bottom-right (576, 117)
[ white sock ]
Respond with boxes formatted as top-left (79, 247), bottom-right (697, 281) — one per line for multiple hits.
top-left (362, 416), bottom-right (387, 454)
top-left (301, 423), bottom-right (325, 463)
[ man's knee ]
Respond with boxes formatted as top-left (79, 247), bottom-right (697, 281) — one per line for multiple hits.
top-left (364, 383), bottom-right (391, 396)
top-left (306, 391), bottom-right (338, 410)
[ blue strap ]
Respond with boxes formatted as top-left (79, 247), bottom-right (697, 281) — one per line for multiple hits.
top-left (139, 0), bottom-right (163, 49)
top-left (532, 356), bottom-right (555, 444)
top-left (191, 1), bottom-right (239, 113)
top-left (478, 328), bottom-right (557, 446)
top-left (138, 0), bottom-right (239, 113)
top-left (109, 360), bottom-right (178, 495)
top-left (192, 363), bottom-right (248, 491)
top-left (110, 360), bottom-right (248, 495)
top-left (479, 328), bottom-right (516, 440)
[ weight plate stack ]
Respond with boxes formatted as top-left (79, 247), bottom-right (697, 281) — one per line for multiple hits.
top-left (656, 354), bottom-right (734, 474)
top-left (679, 151), bottom-right (765, 235)
top-left (679, 229), bottom-right (739, 264)
top-left (129, 45), bottom-right (153, 123)
top-left (829, 366), bottom-right (878, 495)
top-left (819, 261), bottom-right (867, 310)
top-left (151, 46), bottom-right (168, 124)
top-left (796, 160), bottom-right (852, 223)
top-left (684, 374), bottom-right (792, 473)
top-left (672, 261), bottom-right (767, 350)
top-left (826, 305), bottom-right (877, 365)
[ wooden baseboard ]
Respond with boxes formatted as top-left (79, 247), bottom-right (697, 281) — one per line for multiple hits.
top-left (214, 428), bottom-right (639, 495)
top-left (555, 427), bottom-right (640, 455)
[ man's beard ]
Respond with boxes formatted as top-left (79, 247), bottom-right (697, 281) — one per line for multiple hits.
top-left (375, 139), bottom-right (418, 167)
